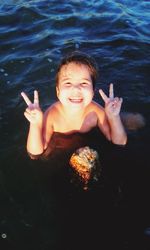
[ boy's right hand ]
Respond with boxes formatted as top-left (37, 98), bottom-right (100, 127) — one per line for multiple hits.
top-left (21, 90), bottom-right (43, 125)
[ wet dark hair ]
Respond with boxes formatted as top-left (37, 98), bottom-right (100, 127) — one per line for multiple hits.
top-left (55, 51), bottom-right (98, 89)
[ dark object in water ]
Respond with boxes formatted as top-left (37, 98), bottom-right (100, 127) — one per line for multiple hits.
top-left (69, 146), bottom-right (101, 190)
top-left (121, 112), bottom-right (145, 131)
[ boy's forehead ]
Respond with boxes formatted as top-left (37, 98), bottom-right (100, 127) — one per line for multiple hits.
top-left (59, 62), bottom-right (91, 79)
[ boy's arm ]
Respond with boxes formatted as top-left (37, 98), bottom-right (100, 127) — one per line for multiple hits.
top-left (96, 104), bottom-right (111, 141)
top-left (26, 107), bottom-right (54, 155)
top-left (99, 83), bottom-right (127, 145)
top-left (42, 108), bottom-right (54, 150)
top-left (21, 90), bottom-right (45, 155)
top-left (26, 122), bottom-right (44, 155)
top-left (106, 113), bottom-right (127, 145)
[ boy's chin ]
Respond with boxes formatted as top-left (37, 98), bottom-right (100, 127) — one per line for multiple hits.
top-left (69, 101), bottom-right (87, 108)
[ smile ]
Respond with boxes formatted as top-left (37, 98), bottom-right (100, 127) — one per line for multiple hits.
top-left (69, 98), bottom-right (83, 103)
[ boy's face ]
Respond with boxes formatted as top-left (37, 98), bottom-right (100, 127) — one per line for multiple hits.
top-left (56, 62), bottom-right (94, 110)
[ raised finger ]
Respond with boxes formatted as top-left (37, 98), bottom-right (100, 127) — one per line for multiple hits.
top-left (34, 90), bottom-right (39, 105)
top-left (21, 92), bottom-right (32, 106)
top-left (99, 89), bottom-right (109, 103)
top-left (109, 83), bottom-right (114, 99)
top-left (26, 107), bottom-right (36, 114)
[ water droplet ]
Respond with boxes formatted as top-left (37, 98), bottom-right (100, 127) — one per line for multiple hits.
top-left (1, 233), bottom-right (7, 239)
top-left (75, 43), bottom-right (80, 49)
top-left (4, 73), bottom-right (8, 76)
top-left (47, 58), bottom-right (52, 63)
top-left (0, 68), bottom-right (5, 73)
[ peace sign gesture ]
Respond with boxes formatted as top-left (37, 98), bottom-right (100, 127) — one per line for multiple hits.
top-left (99, 83), bottom-right (123, 118)
top-left (21, 90), bottom-right (43, 124)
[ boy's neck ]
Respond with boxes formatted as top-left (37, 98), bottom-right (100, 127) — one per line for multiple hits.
top-left (61, 105), bottom-right (85, 119)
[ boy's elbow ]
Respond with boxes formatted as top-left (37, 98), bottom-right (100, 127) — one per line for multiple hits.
top-left (123, 134), bottom-right (128, 145)
top-left (27, 151), bottom-right (43, 160)
top-left (120, 137), bottom-right (127, 146)
top-left (112, 135), bottom-right (127, 146)
top-left (26, 146), bottom-right (44, 159)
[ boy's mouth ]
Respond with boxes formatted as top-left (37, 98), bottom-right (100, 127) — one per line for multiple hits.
top-left (69, 98), bottom-right (83, 103)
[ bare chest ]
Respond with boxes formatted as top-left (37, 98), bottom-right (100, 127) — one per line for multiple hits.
top-left (53, 111), bottom-right (98, 133)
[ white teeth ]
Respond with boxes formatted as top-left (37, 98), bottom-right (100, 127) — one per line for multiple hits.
top-left (69, 98), bottom-right (82, 103)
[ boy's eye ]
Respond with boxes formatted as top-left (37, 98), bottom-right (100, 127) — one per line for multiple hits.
top-left (65, 82), bottom-right (71, 86)
top-left (81, 82), bottom-right (88, 86)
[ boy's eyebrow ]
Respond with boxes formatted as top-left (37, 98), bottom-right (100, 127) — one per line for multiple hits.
top-left (82, 78), bottom-right (91, 81)
top-left (61, 77), bottom-right (70, 81)
top-left (61, 77), bottom-right (91, 82)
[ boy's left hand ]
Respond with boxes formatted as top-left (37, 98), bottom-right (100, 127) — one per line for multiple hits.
top-left (99, 83), bottom-right (123, 118)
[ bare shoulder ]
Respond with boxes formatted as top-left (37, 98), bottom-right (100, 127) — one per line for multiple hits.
top-left (43, 102), bottom-right (60, 127)
top-left (91, 102), bottom-right (110, 140)
top-left (42, 102), bottom-right (60, 149)
top-left (44, 101), bottom-right (60, 117)
top-left (90, 101), bottom-right (107, 126)
top-left (90, 101), bottom-right (105, 115)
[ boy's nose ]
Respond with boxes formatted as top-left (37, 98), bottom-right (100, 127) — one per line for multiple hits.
top-left (71, 84), bottom-right (81, 92)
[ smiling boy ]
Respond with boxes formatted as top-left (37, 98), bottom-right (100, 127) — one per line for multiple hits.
top-left (21, 52), bottom-right (127, 156)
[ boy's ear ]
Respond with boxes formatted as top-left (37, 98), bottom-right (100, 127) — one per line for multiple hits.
top-left (92, 89), bottom-right (94, 97)
top-left (56, 86), bottom-right (59, 97)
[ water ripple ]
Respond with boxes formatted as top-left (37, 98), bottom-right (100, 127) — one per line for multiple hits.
top-left (0, 0), bottom-right (149, 109)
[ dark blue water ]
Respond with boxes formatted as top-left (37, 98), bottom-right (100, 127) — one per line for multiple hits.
top-left (0, 1), bottom-right (150, 249)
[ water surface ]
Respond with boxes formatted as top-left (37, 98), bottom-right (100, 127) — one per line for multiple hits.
top-left (0, 1), bottom-right (150, 249)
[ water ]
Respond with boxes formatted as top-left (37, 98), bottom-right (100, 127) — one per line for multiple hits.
top-left (0, 1), bottom-right (150, 249)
